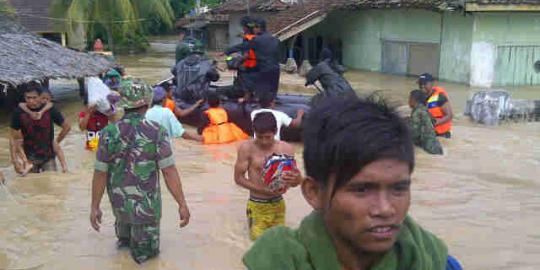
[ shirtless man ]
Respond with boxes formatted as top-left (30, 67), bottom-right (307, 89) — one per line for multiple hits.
top-left (234, 112), bottom-right (302, 240)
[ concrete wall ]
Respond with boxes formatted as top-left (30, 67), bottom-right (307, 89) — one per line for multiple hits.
top-left (320, 9), bottom-right (442, 71)
top-left (439, 13), bottom-right (474, 84)
top-left (470, 12), bottom-right (540, 87)
top-left (208, 24), bottom-right (228, 51)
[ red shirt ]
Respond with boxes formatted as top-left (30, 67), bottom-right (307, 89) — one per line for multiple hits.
top-left (79, 111), bottom-right (109, 132)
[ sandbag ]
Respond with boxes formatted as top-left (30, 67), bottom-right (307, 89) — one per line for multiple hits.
top-left (466, 90), bottom-right (510, 125)
top-left (86, 77), bottom-right (113, 115)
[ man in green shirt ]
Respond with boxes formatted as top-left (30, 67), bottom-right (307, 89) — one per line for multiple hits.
top-left (243, 95), bottom-right (462, 270)
top-left (409, 90), bottom-right (443, 155)
top-left (90, 79), bottom-right (190, 264)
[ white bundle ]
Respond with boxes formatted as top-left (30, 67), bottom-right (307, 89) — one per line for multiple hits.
top-left (87, 77), bottom-right (113, 115)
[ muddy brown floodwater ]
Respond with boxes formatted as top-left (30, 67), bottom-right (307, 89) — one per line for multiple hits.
top-left (1, 36), bottom-right (540, 270)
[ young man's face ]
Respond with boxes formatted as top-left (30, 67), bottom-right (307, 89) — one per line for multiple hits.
top-left (319, 159), bottom-right (411, 254)
top-left (254, 131), bottom-right (276, 148)
top-left (24, 91), bottom-right (41, 109)
top-left (420, 82), bottom-right (433, 93)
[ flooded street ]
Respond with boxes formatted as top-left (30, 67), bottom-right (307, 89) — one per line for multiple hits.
top-left (1, 36), bottom-right (540, 270)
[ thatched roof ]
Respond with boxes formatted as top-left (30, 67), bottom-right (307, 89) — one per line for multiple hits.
top-left (0, 16), bottom-right (114, 86)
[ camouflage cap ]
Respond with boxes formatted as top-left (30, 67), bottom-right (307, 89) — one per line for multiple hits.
top-left (118, 78), bottom-right (153, 109)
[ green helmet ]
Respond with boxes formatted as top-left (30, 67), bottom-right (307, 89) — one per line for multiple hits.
top-left (118, 78), bottom-right (153, 109)
top-left (188, 40), bottom-right (204, 54)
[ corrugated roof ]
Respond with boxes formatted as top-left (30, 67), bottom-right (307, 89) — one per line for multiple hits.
top-left (176, 13), bottom-right (229, 28)
top-left (0, 16), bottom-right (114, 86)
top-left (211, 0), bottom-right (290, 13)
top-left (266, 0), bottom-right (462, 37)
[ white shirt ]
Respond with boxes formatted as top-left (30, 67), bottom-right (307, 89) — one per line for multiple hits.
top-left (250, 108), bottom-right (293, 140)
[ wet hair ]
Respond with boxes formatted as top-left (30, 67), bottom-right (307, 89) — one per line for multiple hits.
top-left (303, 95), bottom-right (414, 194)
top-left (409, 90), bottom-right (427, 105)
top-left (207, 92), bottom-right (220, 108)
top-left (152, 99), bottom-right (163, 106)
top-left (258, 91), bottom-right (276, 108)
top-left (41, 88), bottom-right (52, 96)
top-left (253, 112), bottom-right (277, 134)
top-left (24, 83), bottom-right (42, 95)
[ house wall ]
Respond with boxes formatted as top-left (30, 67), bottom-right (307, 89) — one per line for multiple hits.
top-left (302, 10), bottom-right (481, 86)
top-left (208, 24), bottom-right (229, 50)
top-left (439, 12), bottom-right (474, 84)
top-left (470, 12), bottom-right (540, 87)
top-left (319, 9), bottom-right (442, 71)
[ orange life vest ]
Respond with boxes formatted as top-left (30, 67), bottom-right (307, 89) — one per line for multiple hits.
top-left (427, 86), bottom-right (452, 135)
top-left (164, 98), bottom-right (176, 113)
top-left (243, 34), bottom-right (257, 69)
top-left (202, 107), bottom-right (249, 144)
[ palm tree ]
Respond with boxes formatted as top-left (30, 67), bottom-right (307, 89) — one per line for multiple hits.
top-left (0, 0), bottom-right (14, 15)
top-left (51, 0), bottom-right (174, 51)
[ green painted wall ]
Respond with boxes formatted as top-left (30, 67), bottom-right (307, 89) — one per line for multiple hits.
top-left (470, 12), bottom-right (540, 86)
top-left (307, 9), bottom-right (442, 71)
top-left (439, 13), bottom-right (474, 83)
top-left (301, 9), bottom-right (540, 86)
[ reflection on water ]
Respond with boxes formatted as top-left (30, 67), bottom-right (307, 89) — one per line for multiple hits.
top-left (0, 36), bottom-right (539, 269)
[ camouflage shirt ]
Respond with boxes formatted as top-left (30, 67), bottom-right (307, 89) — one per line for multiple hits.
top-left (410, 105), bottom-right (443, 155)
top-left (95, 112), bottom-right (175, 224)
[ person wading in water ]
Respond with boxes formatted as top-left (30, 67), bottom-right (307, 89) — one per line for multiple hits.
top-left (243, 95), bottom-right (463, 270)
top-left (418, 73), bottom-right (453, 138)
top-left (10, 85), bottom-right (71, 173)
top-left (90, 79), bottom-right (190, 264)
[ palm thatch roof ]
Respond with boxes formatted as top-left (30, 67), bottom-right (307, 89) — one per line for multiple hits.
top-left (0, 16), bottom-right (114, 86)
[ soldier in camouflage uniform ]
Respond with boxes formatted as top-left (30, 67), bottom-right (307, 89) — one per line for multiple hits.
top-left (90, 78), bottom-right (191, 264)
top-left (409, 90), bottom-right (444, 155)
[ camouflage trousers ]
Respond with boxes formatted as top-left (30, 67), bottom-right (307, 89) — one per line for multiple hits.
top-left (115, 221), bottom-right (160, 264)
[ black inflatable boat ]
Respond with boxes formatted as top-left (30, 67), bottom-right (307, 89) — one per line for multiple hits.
top-left (155, 78), bottom-right (312, 142)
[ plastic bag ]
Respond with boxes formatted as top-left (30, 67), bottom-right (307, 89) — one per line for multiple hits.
top-left (262, 154), bottom-right (297, 193)
top-left (87, 77), bottom-right (113, 115)
top-left (466, 90), bottom-right (510, 125)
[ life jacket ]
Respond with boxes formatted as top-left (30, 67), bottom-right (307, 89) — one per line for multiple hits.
top-left (164, 98), bottom-right (176, 113)
top-left (427, 86), bottom-right (452, 135)
top-left (243, 34), bottom-right (257, 69)
top-left (202, 107), bottom-right (248, 144)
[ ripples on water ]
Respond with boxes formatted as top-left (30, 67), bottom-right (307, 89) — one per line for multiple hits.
top-left (0, 36), bottom-right (539, 269)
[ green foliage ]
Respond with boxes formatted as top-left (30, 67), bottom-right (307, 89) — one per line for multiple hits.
top-left (51, 0), bottom-right (174, 52)
top-left (145, 0), bottom-right (223, 35)
top-left (0, 0), bottom-right (15, 15)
